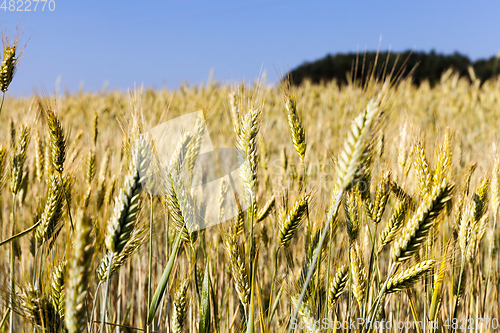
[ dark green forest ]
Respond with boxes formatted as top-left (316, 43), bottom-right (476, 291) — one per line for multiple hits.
top-left (287, 50), bottom-right (500, 86)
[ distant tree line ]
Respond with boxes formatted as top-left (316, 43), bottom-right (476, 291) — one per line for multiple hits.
top-left (287, 50), bottom-right (500, 86)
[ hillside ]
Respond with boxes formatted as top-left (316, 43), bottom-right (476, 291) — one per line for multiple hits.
top-left (288, 50), bottom-right (500, 86)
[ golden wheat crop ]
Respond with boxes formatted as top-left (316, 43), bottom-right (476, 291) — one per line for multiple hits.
top-left (1, 35), bottom-right (500, 333)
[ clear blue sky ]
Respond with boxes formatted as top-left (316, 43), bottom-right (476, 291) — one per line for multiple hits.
top-left (1, 0), bottom-right (500, 96)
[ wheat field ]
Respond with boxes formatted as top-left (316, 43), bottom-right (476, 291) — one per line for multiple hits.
top-left (1, 35), bottom-right (500, 333)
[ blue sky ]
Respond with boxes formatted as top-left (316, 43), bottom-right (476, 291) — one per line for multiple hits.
top-left (1, 0), bottom-right (500, 96)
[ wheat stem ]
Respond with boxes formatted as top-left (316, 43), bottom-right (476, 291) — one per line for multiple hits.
top-left (288, 189), bottom-right (343, 333)
top-left (364, 262), bottom-right (398, 333)
top-left (451, 256), bottom-right (466, 333)
top-left (247, 190), bottom-right (255, 326)
top-left (0, 221), bottom-right (41, 247)
top-left (0, 308), bottom-right (10, 330)
top-left (363, 222), bottom-right (378, 318)
top-left (147, 230), bottom-right (183, 324)
top-left (89, 282), bottom-right (102, 332)
top-left (325, 218), bottom-right (334, 316)
top-left (267, 246), bottom-right (279, 324)
top-left (246, 249), bottom-right (258, 333)
top-left (99, 252), bottom-right (114, 333)
top-left (9, 194), bottom-right (16, 333)
top-left (302, 161), bottom-right (311, 252)
top-left (0, 91), bottom-right (4, 116)
top-left (481, 212), bottom-right (496, 318)
top-left (147, 194), bottom-right (154, 333)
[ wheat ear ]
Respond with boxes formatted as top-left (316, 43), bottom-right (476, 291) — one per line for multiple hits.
top-left (336, 99), bottom-right (381, 189)
top-left (8, 125), bottom-right (29, 333)
top-left (20, 284), bottom-right (63, 332)
top-left (350, 243), bottom-right (367, 308)
top-left (278, 193), bottom-right (309, 247)
top-left (283, 94), bottom-right (306, 162)
top-left (0, 31), bottom-right (21, 115)
top-left (0, 35), bottom-right (19, 93)
top-left (51, 261), bottom-right (66, 320)
top-left (433, 129), bottom-right (452, 185)
top-left (392, 180), bottom-right (453, 262)
top-left (45, 110), bottom-right (67, 174)
top-left (256, 195), bottom-right (275, 222)
top-left (0, 145), bottom-right (6, 182)
top-left (371, 171), bottom-right (391, 224)
top-left (397, 122), bottom-right (410, 176)
top-left (386, 260), bottom-right (436, 293)
top-left (34, 131), bottom-right (45, 181)
top-left (35, 174), bottom-right (64, 244)
top-left (171, 277), bottom-right (190, 333)
top-left (413, 141), bottom-right (432, 195)
top-left (378, 199), bottom-right (408, 254)
top-left (99, 136), bottom-right (149, 333)
top-left (237, 107), bottom-right (261, 213)
top-left (85, 149), bottom-right (96, 185)
top-left (10, 125), bottom-right (30, 195)
top-left (228, 91), bottom-right (240, 135)
top-left (344, 190), bottom-right (360, 241)
top-left (165, 171), bottom-right (198, 244)
top-left (290, 96), bottom-right (384, 332)
top-left (224, 233), bottom-right (250, 311)
top-left (104, 136), bottom-right (149, 254)
top-left (328, 264), bottom-right (349, 312)
top-left (290, 295), bottom-right (320, 333)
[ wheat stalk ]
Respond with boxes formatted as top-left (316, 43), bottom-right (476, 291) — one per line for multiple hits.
top-left (491, 151), bottom-right (500, 216)
top-left (66, 210), bottom-right (93, 333)
top-left (290, 94), bottom-right (385, 332)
